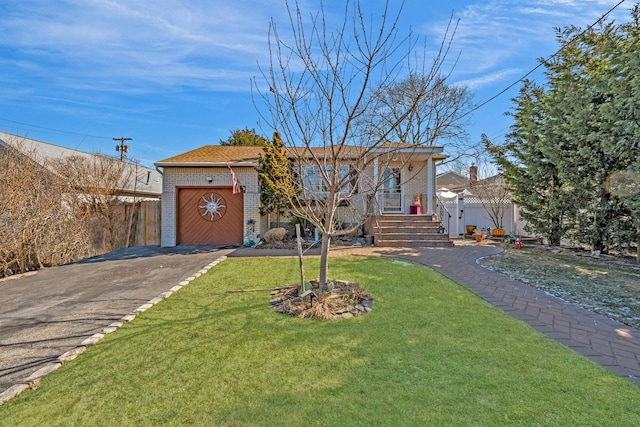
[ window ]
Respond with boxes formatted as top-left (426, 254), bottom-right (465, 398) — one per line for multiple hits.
top-left (299, 164), bottom-right (352, 195)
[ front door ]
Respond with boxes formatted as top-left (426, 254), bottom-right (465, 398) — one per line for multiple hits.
top-left (382, 167), bottom-right (401, 213)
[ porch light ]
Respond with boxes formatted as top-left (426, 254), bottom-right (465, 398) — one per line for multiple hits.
top-left (408, 164), bottom-right (414, 172)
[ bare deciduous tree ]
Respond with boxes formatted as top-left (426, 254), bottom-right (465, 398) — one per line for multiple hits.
top-left (51, 153), bottom-right (133, 251)
top-left (364, 74), bottom-right (476, 164)
top-left (1, 136), bottom-right (136, 278)
top-left (470, 175), bottom-right (511, 231)
top-left (254, 0), bottom-right (463, 290)
top-left (0, 138), bottom-right (91, 276)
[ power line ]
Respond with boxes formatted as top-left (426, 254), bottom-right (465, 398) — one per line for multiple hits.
top-left (0, 1), bottom-right (627, 145)
top-left (0, 116), bottom-right (112, 140)
top-left (459, 0), bottom-right (627, 120)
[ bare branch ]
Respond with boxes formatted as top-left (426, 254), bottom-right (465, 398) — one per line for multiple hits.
top-left (251, 1), bottom-right (463, 288)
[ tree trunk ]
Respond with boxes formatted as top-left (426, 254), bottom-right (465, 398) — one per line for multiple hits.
top-left (295, 224), bottom-right (305, 293)
top-left (549, 220), bottom-right (563, 246)
top-left (125, 202), bottom-right (135, 249)
top-left (319, 233), bottom-right (331, 292)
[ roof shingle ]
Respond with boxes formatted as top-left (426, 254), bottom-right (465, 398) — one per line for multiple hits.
top-left (156, 143), bottom-right (446, 165)
top-left (156, 145), bottom-right (264, 165)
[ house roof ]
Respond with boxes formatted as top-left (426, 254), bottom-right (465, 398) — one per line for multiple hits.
top-left (155, 145), bottom-right (264, 167)
top-left (155, 143), bottom-right (447, 167)
top-left (473, 174), bottom-right (504, 186)
top-left (436, 171), bottom-right (469, 192)
top-left (465, 173), bottom-right (507, 197)
top-left (0, 131), bottom-right (94, 163)
top-left (0, 131), bottom-right (162, 198)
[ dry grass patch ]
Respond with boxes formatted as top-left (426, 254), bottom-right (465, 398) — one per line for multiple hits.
top-left (480, 245), bottom-right (640, 327)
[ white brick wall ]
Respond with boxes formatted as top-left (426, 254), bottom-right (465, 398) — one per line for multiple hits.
top-left (159, 159), bottom-right (438, 246)
top-left (160, 167), bottom-right (262, 247)
top-left (404, 162), bottom-right (429, 210)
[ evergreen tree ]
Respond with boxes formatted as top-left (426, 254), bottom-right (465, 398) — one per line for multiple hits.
top-left (548, 17), bottom-right (639, 253)
top-left (257, 132), bottom-right (298, 226)
top-left (487, 7), bottom-right (640, 254)
top-left (606, 7), bottom-right (640, 259)
top-left (484, 81), bottom-right (578, 245)
top-left (606, 163), bottom-right (640, 261)
top-left (219, 128), bottom-right (268, 146)
top-left (539, 23), bottom-right (621, 251)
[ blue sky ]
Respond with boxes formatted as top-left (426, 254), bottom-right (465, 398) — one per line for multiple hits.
top-left (0, 0), bottom-right (632, 167)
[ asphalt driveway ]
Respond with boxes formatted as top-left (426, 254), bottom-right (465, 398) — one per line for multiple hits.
top-left (0, 245), bottom-right (233, 397)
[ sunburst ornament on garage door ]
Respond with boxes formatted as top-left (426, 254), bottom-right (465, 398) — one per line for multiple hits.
top-left (197, 192), bottom-right (227, 221)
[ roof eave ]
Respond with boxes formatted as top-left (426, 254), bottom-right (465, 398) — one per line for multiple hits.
top-left (154, 161), bottom-right (259, 168)
top-left (370, 145), bottom-right (445, 153)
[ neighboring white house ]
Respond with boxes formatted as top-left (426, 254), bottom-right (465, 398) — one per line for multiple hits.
top-left (0, 131), bottom-right (163, 199)
top-left (1, 131), bottom-right (164, 249)
top-left (436, 166), bottom-right (532, 238)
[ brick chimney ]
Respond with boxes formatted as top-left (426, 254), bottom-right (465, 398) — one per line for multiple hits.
top-left (469, 163), bottom-right (478, 185)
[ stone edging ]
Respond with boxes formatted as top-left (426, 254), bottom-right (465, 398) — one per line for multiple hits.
top-left (0, 256), bottom-right (227, 406)
top-left (0, 271), bottom-right (38, 285)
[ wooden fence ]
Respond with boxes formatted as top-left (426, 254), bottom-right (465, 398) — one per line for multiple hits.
top-left (133, 200), bottom-right (161, 246)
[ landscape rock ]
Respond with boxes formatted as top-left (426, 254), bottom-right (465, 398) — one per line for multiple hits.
top-left (58, 347), bottom-right (87, 363)
top-left (0, 384), bottom-right (29, 405)
top-left (264, 228), bottom-right (288, 243)
top-left (23, 362), bottom-right (62, 382)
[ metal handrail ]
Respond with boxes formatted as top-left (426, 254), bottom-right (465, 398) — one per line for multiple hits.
top-left (434, 194), bottom-right (451, 235)
top-left (371, 194), bottom-right (383, 241)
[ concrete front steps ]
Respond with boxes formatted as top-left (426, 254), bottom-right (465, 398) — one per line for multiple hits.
top-left (372, 214), bottom-right (453, 247)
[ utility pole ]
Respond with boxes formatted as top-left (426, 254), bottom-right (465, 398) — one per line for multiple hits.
top-left (113, 137), bottom-right (132, 161)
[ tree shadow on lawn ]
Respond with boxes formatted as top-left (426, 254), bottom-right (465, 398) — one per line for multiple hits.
top-left (7, 256), bottom-right (640, 425)
top-left (75, 244), bottom-right (232, 264)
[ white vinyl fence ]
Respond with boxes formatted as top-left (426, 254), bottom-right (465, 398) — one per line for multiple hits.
top-left (437, 193), bottom-right (533, 237)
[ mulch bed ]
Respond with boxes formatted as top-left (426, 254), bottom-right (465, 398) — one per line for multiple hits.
top-left (270, 280), bottom-right (373, 320)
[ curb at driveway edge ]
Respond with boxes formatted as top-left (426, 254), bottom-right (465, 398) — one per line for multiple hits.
top-left (0, 256), bottom-right (228, 406)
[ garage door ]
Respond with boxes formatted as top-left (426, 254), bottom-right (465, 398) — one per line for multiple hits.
top-left (177, 187), bottom-right (244, 245)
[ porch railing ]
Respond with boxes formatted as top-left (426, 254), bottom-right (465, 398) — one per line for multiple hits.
top-left (381, 192), bottom-right (402, 212)
top-left (367, 193), bottom-right (452, 239)
top-left (434, 194), bottom-right (451, 235)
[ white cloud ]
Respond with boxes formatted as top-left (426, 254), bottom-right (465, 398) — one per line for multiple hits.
top-left (0, 0), bottom-right (633, 123)
top-left (456, 68), bottom-right (523, 90)
top-left (421, 0), bottom-right (630, 91)
top-left (0, 0), bottom-right (282, 94)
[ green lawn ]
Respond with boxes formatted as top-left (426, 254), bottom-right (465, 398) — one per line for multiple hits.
top-left (2, 256), bottom-right (640, 426)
